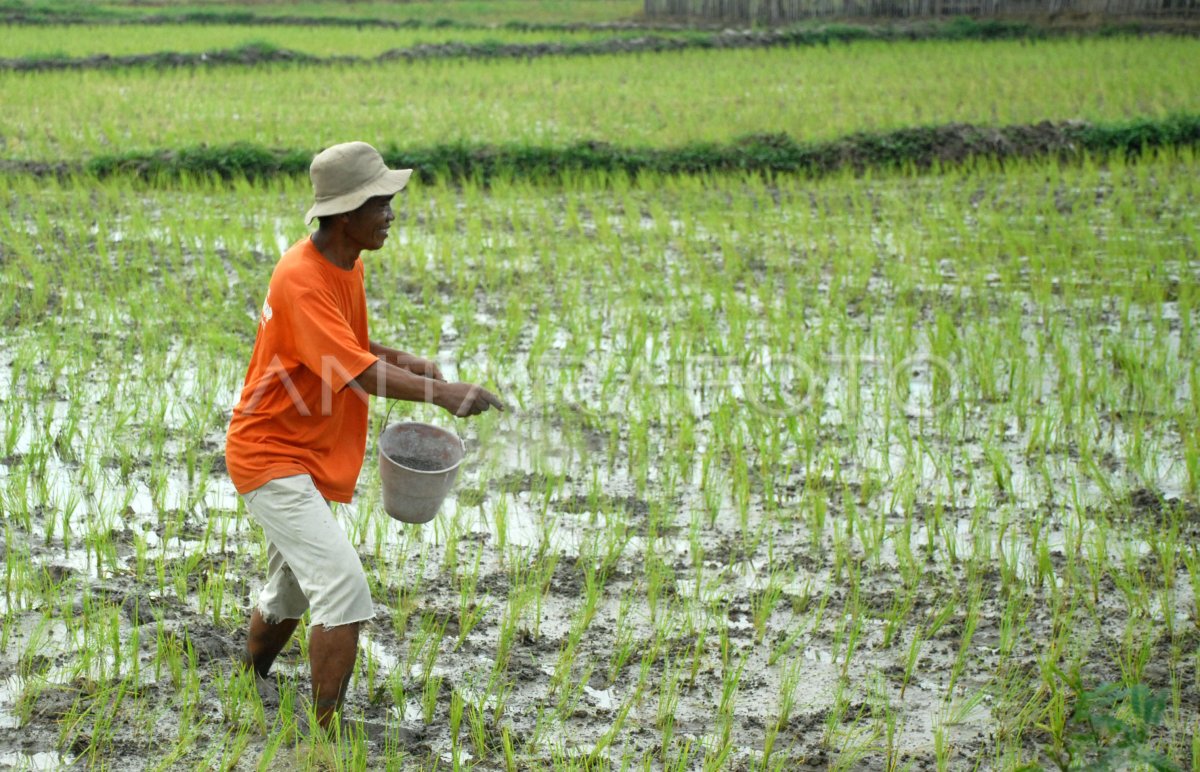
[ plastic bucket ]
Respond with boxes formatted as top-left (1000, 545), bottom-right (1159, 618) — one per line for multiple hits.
top-left (378, 421), bottom-right (465, 524)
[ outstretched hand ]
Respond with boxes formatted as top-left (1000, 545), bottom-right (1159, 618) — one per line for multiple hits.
top-left (434, 382), bottom-right (506, 417)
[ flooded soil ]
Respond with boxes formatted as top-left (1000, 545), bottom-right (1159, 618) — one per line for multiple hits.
top-left (1, 165), bottom-right (1196, 769)
top-left (1, 349), bottom-right (1194, 770)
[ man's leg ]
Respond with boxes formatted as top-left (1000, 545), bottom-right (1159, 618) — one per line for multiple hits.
top-left (242, 483), bottom-right (311, 682)
top-left (243, 475), bottom-right (375, 732)
top-left (309, 621), bottom-right (360, 729)
top-left (243, 608), bottom-right (301, 678)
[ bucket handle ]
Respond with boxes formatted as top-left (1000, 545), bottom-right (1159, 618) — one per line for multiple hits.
top-left (379, 371), bottom-right (447, 434)
top-left (380, 398), bottom-right (400, 438)
top-left (378, 395), bottom-right (456, 442)
top-left (378, 389), bottom-right (432, 436)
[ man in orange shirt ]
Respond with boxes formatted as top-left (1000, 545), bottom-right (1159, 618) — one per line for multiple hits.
top-left (225, 141), bottom-right (503, 733)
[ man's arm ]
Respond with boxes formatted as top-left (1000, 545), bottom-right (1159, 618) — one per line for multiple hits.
top-left (369, 340), bottom-right (444, 381)
top-left (352, 360), bottom-right (503, 417)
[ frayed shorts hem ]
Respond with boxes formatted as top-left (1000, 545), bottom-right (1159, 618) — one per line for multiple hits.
top-left (256, 604), bottom-right (374, 630)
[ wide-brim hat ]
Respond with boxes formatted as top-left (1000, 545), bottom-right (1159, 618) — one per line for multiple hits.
top-left (304, 142), bottom-right (412, 225)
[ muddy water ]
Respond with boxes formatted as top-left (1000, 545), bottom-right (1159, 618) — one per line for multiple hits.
top-left (3, 158), bottom-right (1199, 769)
top-left (1, 330), bottom-right (1194, 770)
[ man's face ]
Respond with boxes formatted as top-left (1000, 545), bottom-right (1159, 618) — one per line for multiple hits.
top-left (344, 194), bottom-right (396, 251)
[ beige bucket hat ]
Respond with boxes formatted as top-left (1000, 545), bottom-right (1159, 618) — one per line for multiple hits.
top-left (304, 142), bottom-right (412, 225)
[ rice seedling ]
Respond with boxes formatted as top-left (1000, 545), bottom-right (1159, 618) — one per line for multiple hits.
top-left (1, 38), bottom-right (1196, 162)
top-left (0, 23), bottom-right (680, 59)
top-left (1, 138), bottom-right (1197, 767)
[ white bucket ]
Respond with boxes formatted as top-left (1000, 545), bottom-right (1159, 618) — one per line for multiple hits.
top-left (378, 421), bottom-right (464, 524)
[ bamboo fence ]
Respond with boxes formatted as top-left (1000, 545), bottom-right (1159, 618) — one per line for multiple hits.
top-left (643, 0), bottom-right (1200, 24)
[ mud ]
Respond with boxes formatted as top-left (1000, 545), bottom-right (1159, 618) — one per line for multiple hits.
top-left (1, 353), bottom-right (1194, 769)
top-left (0, 10), bottom-right (708, 33)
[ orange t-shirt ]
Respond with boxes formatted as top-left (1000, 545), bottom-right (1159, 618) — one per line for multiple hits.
top-left (225, 237), bottom-right (379, 503)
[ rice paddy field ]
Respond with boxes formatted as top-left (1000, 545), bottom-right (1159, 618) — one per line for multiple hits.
top-left (1, 2), bottom-right (1199, 770)
top-left (0, 25), bottom-right (699, 59)
top-left (3, 38), bottom-right (1198, 160)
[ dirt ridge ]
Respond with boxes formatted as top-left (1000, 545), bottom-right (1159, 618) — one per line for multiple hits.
top-left (1, 8), bottom-right (705, 31)
top-left (0, 115), bottom-right (1184, 183)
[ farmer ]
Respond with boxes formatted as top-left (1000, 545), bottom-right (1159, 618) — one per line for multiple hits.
top-left (224, 141), bottom-right (504, 732)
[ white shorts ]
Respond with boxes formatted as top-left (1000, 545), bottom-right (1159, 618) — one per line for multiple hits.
top-left (242, 474), bottom-right (374, 629)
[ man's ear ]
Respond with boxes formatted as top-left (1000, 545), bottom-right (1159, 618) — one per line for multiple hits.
top-left (320, 212), bottom-right (349, 232)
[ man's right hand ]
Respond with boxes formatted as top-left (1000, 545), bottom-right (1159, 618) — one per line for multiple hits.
top-left (434, 382), bottom-right (506, 417)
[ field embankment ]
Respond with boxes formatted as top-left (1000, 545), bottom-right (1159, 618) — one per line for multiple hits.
top-left (2, 114), bottom-right (1194, 182)
top-left (1, 0), bottom-right (645, 27)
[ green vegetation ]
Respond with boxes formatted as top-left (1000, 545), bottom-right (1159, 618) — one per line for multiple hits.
top-left (1046, 676), bottom-right (1181, 771)
top-left (2, 18), bottom-right (1191, 62)
top-left (2, 151), bottom-right (1198, 768)
top-left (0, 24), bottom-right (678, 59)
top-left (4, 18), bottom-right (1195, 74)
top-left (1, 37), bottom-right (1196, 163)
top-left (1, 0), bottom-right (1197, 767)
